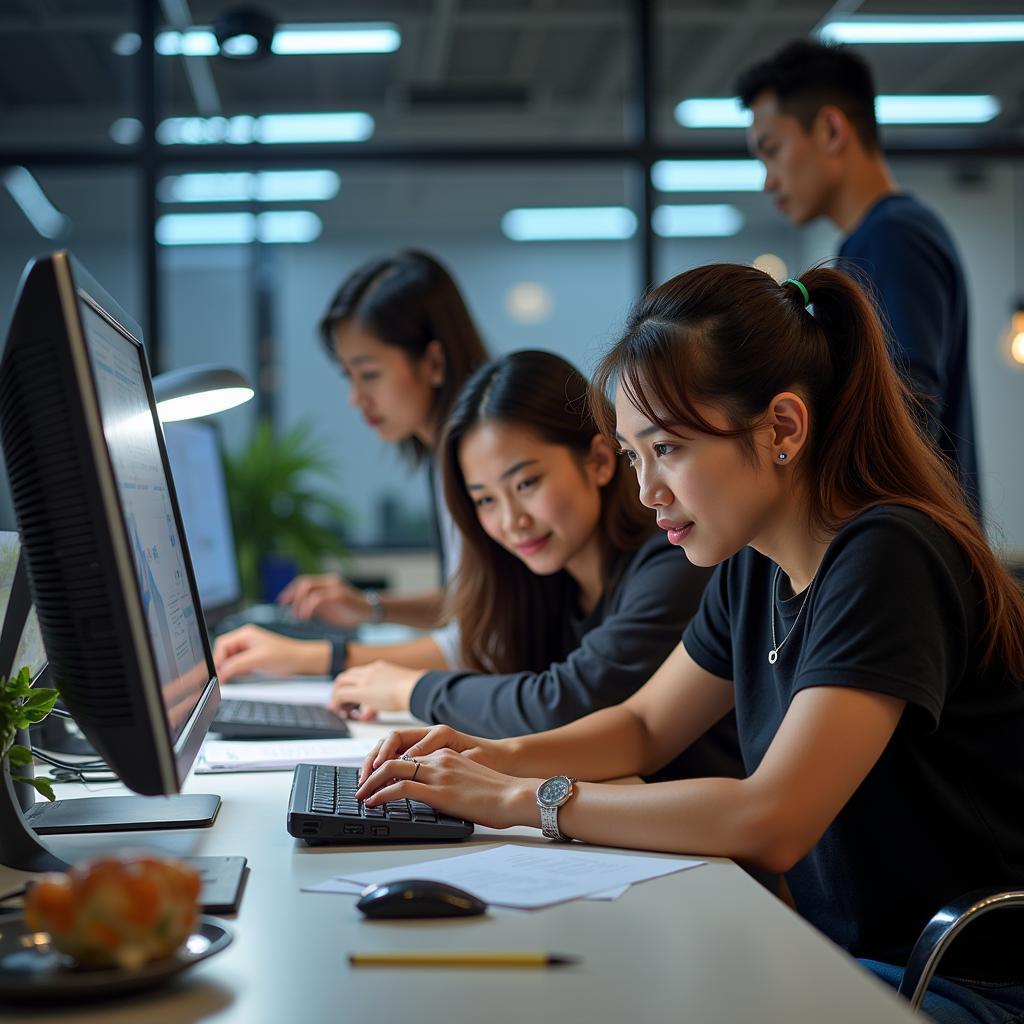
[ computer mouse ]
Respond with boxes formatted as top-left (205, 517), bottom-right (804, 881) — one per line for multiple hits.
top-left (356, 879), bottom-right (487, 919)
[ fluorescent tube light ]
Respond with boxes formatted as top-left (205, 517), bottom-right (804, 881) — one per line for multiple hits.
top-left (155, 211), bottom-right (322, 245)
top-left (256, 211), bottom-right (322, 243)
top-left (875, 95), bottom-right (1000, 124)
top-left (2, 167), bottom-right (71, 239)
top-left (156, 212), bottom-right (255, 245)
top-left (255, 113), bottom-right (374, 144)
top-left (158, 171), bottom-right (340, 203)
top-left (272, 24), bottom-right (401, 54)
top-left (676, 99), bottom-right (752, 129)
top-left (652, 205), bottom-right (744, 238)
top-left (130, 23), bottom-right (401, 57)
top-left (221, 33), bottom-right (260, 57)
top-left (652, 161), bottom-right (765, 193)
top-left (819, 17), bottom-right (1024, 44)
top-left (156, 113), bottom-right (374, 145)
top-left (675, 96), bottom-right (1001, 129)
top-left (501, 207), bottom-right (637, 241)
top-left (156, 30), bottom-right (219, 56)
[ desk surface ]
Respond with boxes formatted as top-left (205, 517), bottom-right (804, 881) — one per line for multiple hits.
top-left (0, 721), bottom-right (917, 1024)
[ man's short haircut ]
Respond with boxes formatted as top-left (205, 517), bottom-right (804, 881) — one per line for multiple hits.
top-left (736, 40), bottom-right (879, 150)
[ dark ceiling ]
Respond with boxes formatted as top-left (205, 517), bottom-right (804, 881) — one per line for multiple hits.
top-left (0, 0), bottom-right (1021, 153)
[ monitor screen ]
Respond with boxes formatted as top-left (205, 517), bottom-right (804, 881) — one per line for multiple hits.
top-left (163, 420), bottom-right (240, 613)
top-left (79, 302), bottom-right (210, 742)
top-left (0, 252), bottom-right (219, 797)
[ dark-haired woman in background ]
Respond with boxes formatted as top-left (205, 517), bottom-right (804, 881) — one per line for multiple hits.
top-left (356, 267), bottom-right (1024, 1024)
top-left (214, 249), bottom-right (488, 679)
top-left (328, 351), bottom-right (739, 783)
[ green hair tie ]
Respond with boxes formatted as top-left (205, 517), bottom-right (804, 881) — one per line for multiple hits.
top-left (782, 278), bottom-right (810, 308)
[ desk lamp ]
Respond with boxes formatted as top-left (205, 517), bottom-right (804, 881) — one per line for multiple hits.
top-left (152, 364), bottom-right (254, 422)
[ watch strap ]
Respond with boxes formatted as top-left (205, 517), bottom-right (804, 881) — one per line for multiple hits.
top-left (540, 804), bottom-right (567, 841)
top-left (363, 589), bottom-right (384, 625)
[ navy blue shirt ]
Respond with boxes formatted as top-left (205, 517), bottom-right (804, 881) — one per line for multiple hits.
top-left (839, 194), bottom-right (979, 513)
top-left (683, 506), bottom-right (1024, 977)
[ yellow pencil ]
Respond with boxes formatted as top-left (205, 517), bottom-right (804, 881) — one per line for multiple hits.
top-left (347, 951), bottom-right (579, 968)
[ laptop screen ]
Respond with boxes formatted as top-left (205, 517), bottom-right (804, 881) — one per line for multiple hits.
top-left (0, 531), bottom-right (47, 680)
top-left (162, 420), bottom-right (241, 614)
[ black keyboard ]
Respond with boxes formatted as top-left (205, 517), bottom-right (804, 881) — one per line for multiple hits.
top-left (213, 699), bottom-right (351, 739)
top-left (287, 764), bottom-right (474, 844)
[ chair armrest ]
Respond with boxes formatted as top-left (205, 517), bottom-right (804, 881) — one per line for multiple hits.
top-left (899, 888), bottom-right (1024, 1011)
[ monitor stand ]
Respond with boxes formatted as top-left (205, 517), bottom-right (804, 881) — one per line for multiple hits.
top-left (0, 551), bottom-right (220, 873)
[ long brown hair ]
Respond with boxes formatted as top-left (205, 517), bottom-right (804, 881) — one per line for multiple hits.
top-left (319, 250), bottom-right (488, 464)
top-left (593, 263), bottom-right (1024, 677)
top-left (442, 350), bottom-right (654, 673)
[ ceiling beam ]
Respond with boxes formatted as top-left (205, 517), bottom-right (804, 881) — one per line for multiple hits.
top-left (421, 0), bottom-right (457, 82)
top-left (159, 0), bottom-right (221, 116)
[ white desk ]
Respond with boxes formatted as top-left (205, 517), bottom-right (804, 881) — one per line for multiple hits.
top-left (0, 722), bottom-right (918, 1024)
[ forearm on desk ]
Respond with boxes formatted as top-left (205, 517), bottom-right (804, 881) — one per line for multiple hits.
top-left (508, 773), bottom-right (782, 870)
top-left (501, 704), bottom-right (655, 782)
top-left (345, 636), bottom-right (449, 671)
top-left (376, 589), bottom-right (447, 630)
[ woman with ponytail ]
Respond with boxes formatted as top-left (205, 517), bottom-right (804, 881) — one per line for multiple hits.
top-left (326, 351), bottom-right (739, 786)
top-left (355, 265), bottom-right (1024, 1024)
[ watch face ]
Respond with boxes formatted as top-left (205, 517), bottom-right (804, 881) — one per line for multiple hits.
top-left (538, 776), bottom-right (571, 806)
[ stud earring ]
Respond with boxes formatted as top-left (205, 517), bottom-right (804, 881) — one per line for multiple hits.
top-left (777, 451), bottom-right (788, 462)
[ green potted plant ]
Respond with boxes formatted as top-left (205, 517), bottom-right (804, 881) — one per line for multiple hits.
top-left (1, 666), bottom-right (59, 802)
top-left (223, 419), bottom-right (350, 601)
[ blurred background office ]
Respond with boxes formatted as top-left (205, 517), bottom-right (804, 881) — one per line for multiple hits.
top-left (1, 0), bottom-right (1022, 586)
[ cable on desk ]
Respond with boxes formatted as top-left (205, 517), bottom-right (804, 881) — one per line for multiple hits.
top-left (31, 748), bottom-right (117, 784)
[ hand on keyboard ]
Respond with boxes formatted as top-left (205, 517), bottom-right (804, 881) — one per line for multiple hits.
top-left (359, 725), bottom-right (512, 784)
top-left (354, 747), bottom-right (537, 832)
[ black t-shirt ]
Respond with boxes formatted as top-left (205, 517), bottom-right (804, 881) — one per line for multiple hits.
top-left (683, 505), bottom-right (1024, 977)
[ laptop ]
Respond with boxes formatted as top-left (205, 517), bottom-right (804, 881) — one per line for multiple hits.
top-left (161, 421), bottom-right (353, 739)
top-left (162, 419), bottom-right (353, 643)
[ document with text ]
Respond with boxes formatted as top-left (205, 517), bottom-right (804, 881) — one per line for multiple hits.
top-left (196, 736), bottom-right (376, 773)
top-left (304, 844), bottom-right (704, 909)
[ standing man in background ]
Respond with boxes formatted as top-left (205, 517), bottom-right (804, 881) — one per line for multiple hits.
top-left (737, 40), bottom-right (979, 514)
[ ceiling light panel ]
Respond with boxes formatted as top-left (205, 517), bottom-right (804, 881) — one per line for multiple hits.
top-left (819, 17), bottom-right (1024, 44)
top-left (158, 171), bottom-right (340, 203)
top-left (501, 207), bottom-right (638, 241)
top-left (652, 161), bottom-right (765, 192)
top-left (652, 205), bottom-right (745, 238)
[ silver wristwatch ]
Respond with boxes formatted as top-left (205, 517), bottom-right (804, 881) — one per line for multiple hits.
top-left (536, 775), bottom-right (577, 841)
top-left (363, 589), bottom-right (384, 625)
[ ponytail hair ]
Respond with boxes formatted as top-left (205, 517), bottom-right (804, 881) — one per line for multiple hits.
top-left (593, 263), bottom-right (1024, 678)
top-left (443, 350), bottom-right (654, 673)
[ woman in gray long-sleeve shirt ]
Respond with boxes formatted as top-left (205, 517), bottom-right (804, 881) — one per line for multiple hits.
top-left (329, 351), bottom-right (742, 780)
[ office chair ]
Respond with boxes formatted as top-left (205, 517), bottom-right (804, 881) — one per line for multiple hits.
top-left (898, 888), bottom-right (1024, 1011)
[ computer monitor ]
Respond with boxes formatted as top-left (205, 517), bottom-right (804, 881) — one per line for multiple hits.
top-left (162, 420), bottom-right (241, 617)
top-left (0, 252), bottom-right (221, 871)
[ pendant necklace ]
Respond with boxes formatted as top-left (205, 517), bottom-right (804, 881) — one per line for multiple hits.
top-left (768, 564), bottom-right (815, 665)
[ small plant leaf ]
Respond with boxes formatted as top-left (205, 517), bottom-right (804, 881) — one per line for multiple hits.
top-left (13, 774), bottom-right (55, 802)
top-left (6, 743), bottom-right (32, 767)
